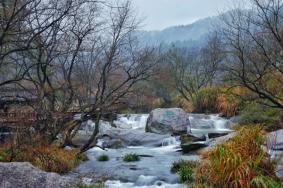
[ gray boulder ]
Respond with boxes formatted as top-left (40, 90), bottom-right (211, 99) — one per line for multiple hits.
top-left (100, 128), bottom-right (171, 147)
top-left (0, 162), bottom-right (76, 188)
top-left (146, 108), bottom-right (190, 135)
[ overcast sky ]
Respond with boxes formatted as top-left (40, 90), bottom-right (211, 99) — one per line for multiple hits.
top-left (132, 0), bottom-right (230, 31)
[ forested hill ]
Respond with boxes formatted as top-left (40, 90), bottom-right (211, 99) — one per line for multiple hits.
top-left (135, 14), bottom-right (221, 48)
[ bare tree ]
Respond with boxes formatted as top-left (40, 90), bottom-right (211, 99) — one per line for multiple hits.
top-left (222, 0), bottom-right (283, 109)
top-left (0, 0), bottom-right (159, 151)
top-left (55, 1), bottom-right (160, 152)
top-left (168, 33), bottom-right (223, 103)
top-left (0, 0), bottom-right (103, 143)
top-left (0, 0), bottom-right (81, 87)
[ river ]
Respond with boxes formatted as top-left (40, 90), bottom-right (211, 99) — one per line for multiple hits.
top-left (73, 113), bottom-right (233, 188)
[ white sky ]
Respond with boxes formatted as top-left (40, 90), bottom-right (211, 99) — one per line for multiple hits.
top-left (132, 0), bottom-right (231, 31)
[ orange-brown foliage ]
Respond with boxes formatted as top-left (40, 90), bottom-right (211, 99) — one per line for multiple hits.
top-left (0, 142), bottom-right (83, 174)
top-left (195, 125), bottom-right (277, 187)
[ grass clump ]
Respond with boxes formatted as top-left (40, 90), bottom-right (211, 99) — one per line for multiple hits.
top-left (178, 166), bottom-right (194, 183)
top-left (171, 160), bottom-right (198, 173)
top-left (194, 125), bottom-right (280, 187)
top-left (28, 145), bottom-right (83, 174)
top-left (122, 153), bottom-right (140, 162)
top-left (96, 154), bottom-right (109, 161)
top-left (171, 160), bottom-right (199, 184)
top-left (0, 143), bottom-right (85, 174)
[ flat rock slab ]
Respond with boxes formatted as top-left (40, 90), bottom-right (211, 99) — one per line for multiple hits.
top-left (0, 162), bottom-right (76, 188)
top-left (100, 128), bottom-right (171, 147)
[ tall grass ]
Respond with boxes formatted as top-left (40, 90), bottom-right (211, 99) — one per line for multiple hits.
top-left (194, 125), bottom-right (279, 187)
top-left (0, 143), bottom-right (85, 174)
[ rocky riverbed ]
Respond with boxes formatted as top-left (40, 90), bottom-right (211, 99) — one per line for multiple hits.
top-left (70, 108), bottom-right (234, 187)
top-left (5, 108), bottom-right (272, 188)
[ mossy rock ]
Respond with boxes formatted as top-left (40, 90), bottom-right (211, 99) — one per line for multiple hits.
top-left (180, 134), bottom-right (206, 145)
top-left (181, 142), bottom-right (208, 153)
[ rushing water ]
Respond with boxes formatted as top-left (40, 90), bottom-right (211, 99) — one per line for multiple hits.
top-left (113, 114), bottom-right (149, 130)
top-left (74, 113), bottom-right (232, 188)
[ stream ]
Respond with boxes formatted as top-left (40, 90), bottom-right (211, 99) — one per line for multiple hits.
top-left (73, 114), bottom-right (233, 188)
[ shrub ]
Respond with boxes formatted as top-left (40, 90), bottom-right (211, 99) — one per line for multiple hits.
top-left (0, 142), bottom-right (25, 162)
top-left (0, 143), bottom-right (85, 174)
top-left (192, 87), bottom-right (219, 114)
top-left (29, 145), bottom-right (83, 174)
top-left (191, 86), bottom-right (242, 117)
top-left (171, 160), bottom-right (198, 173)
top-left (238, 102), bottom-right (283, 131)
top-left (215, 86), bottom-right (244, 117)
top-left (194, 125), bottom-right (279, 187)
top-left (122, 153), bottom-right (140, 162)
top-left (97, 154), bottom-right (109, 161)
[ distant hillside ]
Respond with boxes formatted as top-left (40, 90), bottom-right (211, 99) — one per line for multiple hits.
top-left (135, 12), bottom-right (227, 48)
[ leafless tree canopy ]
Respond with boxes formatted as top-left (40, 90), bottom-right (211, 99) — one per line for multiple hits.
top-left (221, 0), bottom-right (283, 108)
top-left (0, 0), bottom-right (159, 151)
top-left (168, 34), bottom-right (223, 102)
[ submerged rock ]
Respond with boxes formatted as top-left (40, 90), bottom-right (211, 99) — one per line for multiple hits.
top-left (146, 108), bottom-right (190, 135)
top-left (0, 162), bottom-right (76, 188)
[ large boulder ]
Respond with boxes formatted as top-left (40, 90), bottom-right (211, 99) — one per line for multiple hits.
top-left (0, 162), bottom-right (76, 188)
top-left (146, 108), bottom-right (190, 135)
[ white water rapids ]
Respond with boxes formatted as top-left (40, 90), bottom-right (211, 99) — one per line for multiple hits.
top-left (74, 113), bottom-right (233, 188)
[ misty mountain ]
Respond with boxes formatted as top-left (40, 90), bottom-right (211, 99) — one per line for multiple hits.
top-left (135, 12), bottom-right (232, 48)
top-left (136, 16), bottom-right (220, 47)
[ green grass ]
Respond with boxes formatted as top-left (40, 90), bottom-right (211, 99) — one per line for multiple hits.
top-left (178, 166), bottom-right (194, 183)
top-left (171, 160), bottom-right (198, 173)
top-left (96, 154), bottom-right (109, 161)
top-left (122, 153), bottom-right (140, 162)
top-left (238, 102), bottom-right (283, 131)
top-left (171, 160), bottom-right (198, 183)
